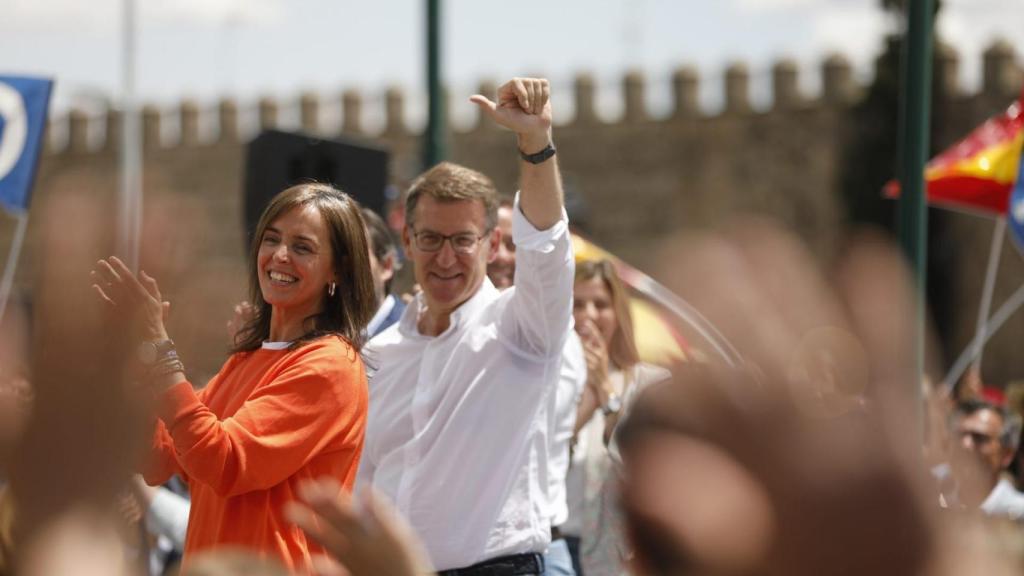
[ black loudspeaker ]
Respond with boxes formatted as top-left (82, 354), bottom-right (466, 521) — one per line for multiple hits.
top-left (243, 129), bottom-right (389, 247)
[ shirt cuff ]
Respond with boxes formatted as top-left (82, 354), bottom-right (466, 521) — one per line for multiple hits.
top-left (145, 488), bottom-right (190, 549)
top-left (157, 380), bottom-right (200, 428)
top-left (511, 191), bottom-right (570, 253)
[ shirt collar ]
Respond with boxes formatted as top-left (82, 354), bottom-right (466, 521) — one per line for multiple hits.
top-left (260, 340), bottom-right (292, 350)
top-left (367, 294), bottom-right (397, 336)
top-left (449, 277), bottom-right (499, 328)
top-left (981, 477), bottom-right (1017, 512)
top-left (400, 278), bottom-right (500, 337)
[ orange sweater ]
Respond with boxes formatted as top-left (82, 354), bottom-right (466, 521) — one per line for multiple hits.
top-left (144, 336), bottom-right (367, 573)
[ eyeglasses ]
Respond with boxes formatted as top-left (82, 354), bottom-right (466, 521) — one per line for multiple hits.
top-left (410, 228), bottom-right (489, 254)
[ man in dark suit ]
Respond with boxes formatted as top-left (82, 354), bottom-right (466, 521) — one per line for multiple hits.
top-left (362, 208), bottom-right (406, 337)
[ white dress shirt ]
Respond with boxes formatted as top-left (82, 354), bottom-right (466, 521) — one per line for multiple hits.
top-left (358, 197), bottom-right (575, 571)
top-left (980, 477), bottom-right (1024, 520)
top-left (547, 332), bottom-right (586, 528)
top-left (145, 487), bottom-right (190, 551)
top-left (144, 485), bottom-right (190, 576)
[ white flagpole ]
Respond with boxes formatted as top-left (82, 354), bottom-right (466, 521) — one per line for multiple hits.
top-left (0, 212), bottom-right (29, 326)
top-left (968, 216), bottom-right (1006, 373)
top-left (119, 0), bottom-right (142, 271)
top-left (945, 281), bottom-right (1024, 392)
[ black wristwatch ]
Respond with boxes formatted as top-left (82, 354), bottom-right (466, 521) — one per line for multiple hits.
top-left (520, 142), bottom-right (556, 164)
top-left (137, 339), bottom-right (177, 366)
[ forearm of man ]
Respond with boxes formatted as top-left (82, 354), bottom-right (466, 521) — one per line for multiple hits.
top-left (516, 130), bottom-right (564, 231)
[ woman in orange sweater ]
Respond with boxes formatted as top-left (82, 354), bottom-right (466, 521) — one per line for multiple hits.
top-left (92, 183), bottom-right (376, 573)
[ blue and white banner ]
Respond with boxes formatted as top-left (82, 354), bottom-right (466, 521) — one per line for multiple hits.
top-left (1009, 151), bottom-right (1024, 255)
top-left (0, 76), bottom-right (53, 215)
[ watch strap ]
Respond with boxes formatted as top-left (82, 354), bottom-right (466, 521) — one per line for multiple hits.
top-left (520, 142), bottom-right (556, 165)
top-left (152, 339), bottom-right (176, 358)
top-left (139, 338), bottom-right (177, 366)
top-left (601, 394), bottom-right (622, 416)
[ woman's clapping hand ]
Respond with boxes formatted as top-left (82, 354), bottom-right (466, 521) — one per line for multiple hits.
top-left (90, 256), bottom-right (170, 341)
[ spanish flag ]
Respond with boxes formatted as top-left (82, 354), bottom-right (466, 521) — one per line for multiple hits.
top-left (884, 91), bottom-right (1023, 214)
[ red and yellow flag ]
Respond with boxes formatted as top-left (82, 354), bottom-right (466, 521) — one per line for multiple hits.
top-left (884, 92), bottom-right (1024, 214)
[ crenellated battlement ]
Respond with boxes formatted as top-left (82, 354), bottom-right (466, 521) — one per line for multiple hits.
top-left (17, 39), bottom-right (1024, 384)
top-left (49, 40), bottom-right (1023, 155)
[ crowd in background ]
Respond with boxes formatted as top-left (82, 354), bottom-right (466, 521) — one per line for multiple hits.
top-left (0, 75), bottom-right (1023, 576)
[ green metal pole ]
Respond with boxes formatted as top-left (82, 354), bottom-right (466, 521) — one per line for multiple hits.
top-left (896, 0), bottom-right (933, 434)
top-left (424, 0), bottom-right (445, 169)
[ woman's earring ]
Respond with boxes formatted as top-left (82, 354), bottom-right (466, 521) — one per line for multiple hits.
top-left (328, 282), bottom-right (336, 297)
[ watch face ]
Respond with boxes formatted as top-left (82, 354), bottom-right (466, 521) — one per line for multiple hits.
top-left (608, 396), bottom-right (622, 412)
top-left (604, 394), bottom-right (622, 415)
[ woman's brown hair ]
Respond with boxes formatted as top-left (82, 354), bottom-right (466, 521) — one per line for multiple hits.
top-left (233, 183), bottom-right (376, 353)
top-left (575, 259), bottom-right (639, 371)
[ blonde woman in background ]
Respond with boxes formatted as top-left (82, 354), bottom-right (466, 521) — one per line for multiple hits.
top-left (564, 259), bottom-right (669, 576)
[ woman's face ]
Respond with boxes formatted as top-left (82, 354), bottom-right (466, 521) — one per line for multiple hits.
top-left (257, 204), bottom-right (337, 317)
top-left (573, 276), bottom-right (618, 346)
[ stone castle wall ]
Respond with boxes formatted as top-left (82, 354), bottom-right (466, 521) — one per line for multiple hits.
top-left (12, 40), bottom-right (1024, 382)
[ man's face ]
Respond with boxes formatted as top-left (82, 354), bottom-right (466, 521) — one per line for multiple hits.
top-left (403, 196), bottom-right (498, 316)
top-left (953, 408), bottom-right (1010, 479)
top-left (487, 206), bottom-right (515, 290)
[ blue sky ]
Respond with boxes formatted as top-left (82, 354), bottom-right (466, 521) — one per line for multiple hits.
top-left (0, 0), bottom-right (1020, 125)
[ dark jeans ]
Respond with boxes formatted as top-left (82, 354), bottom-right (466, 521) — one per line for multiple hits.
top-left (564, 536), bottom-right (583, 576)
top-left (438, 552), bottom-right (544, 576)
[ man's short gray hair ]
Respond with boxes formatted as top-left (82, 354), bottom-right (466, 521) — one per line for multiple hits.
top-left (954, 399), bottom-right (1023, 453)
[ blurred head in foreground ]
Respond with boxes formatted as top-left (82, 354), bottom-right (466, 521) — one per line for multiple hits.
top-left (612, 220), bottom-right (996, 576)
top-left (181, 548), bottom-right (289, 576)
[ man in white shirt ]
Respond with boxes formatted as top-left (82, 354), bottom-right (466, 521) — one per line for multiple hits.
top-left (488, 198), bottom-right (586, 576)
top-left (948, 398), bottom-right (1024, 520)
top-left (358, 77), bottom-right (573, 575)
